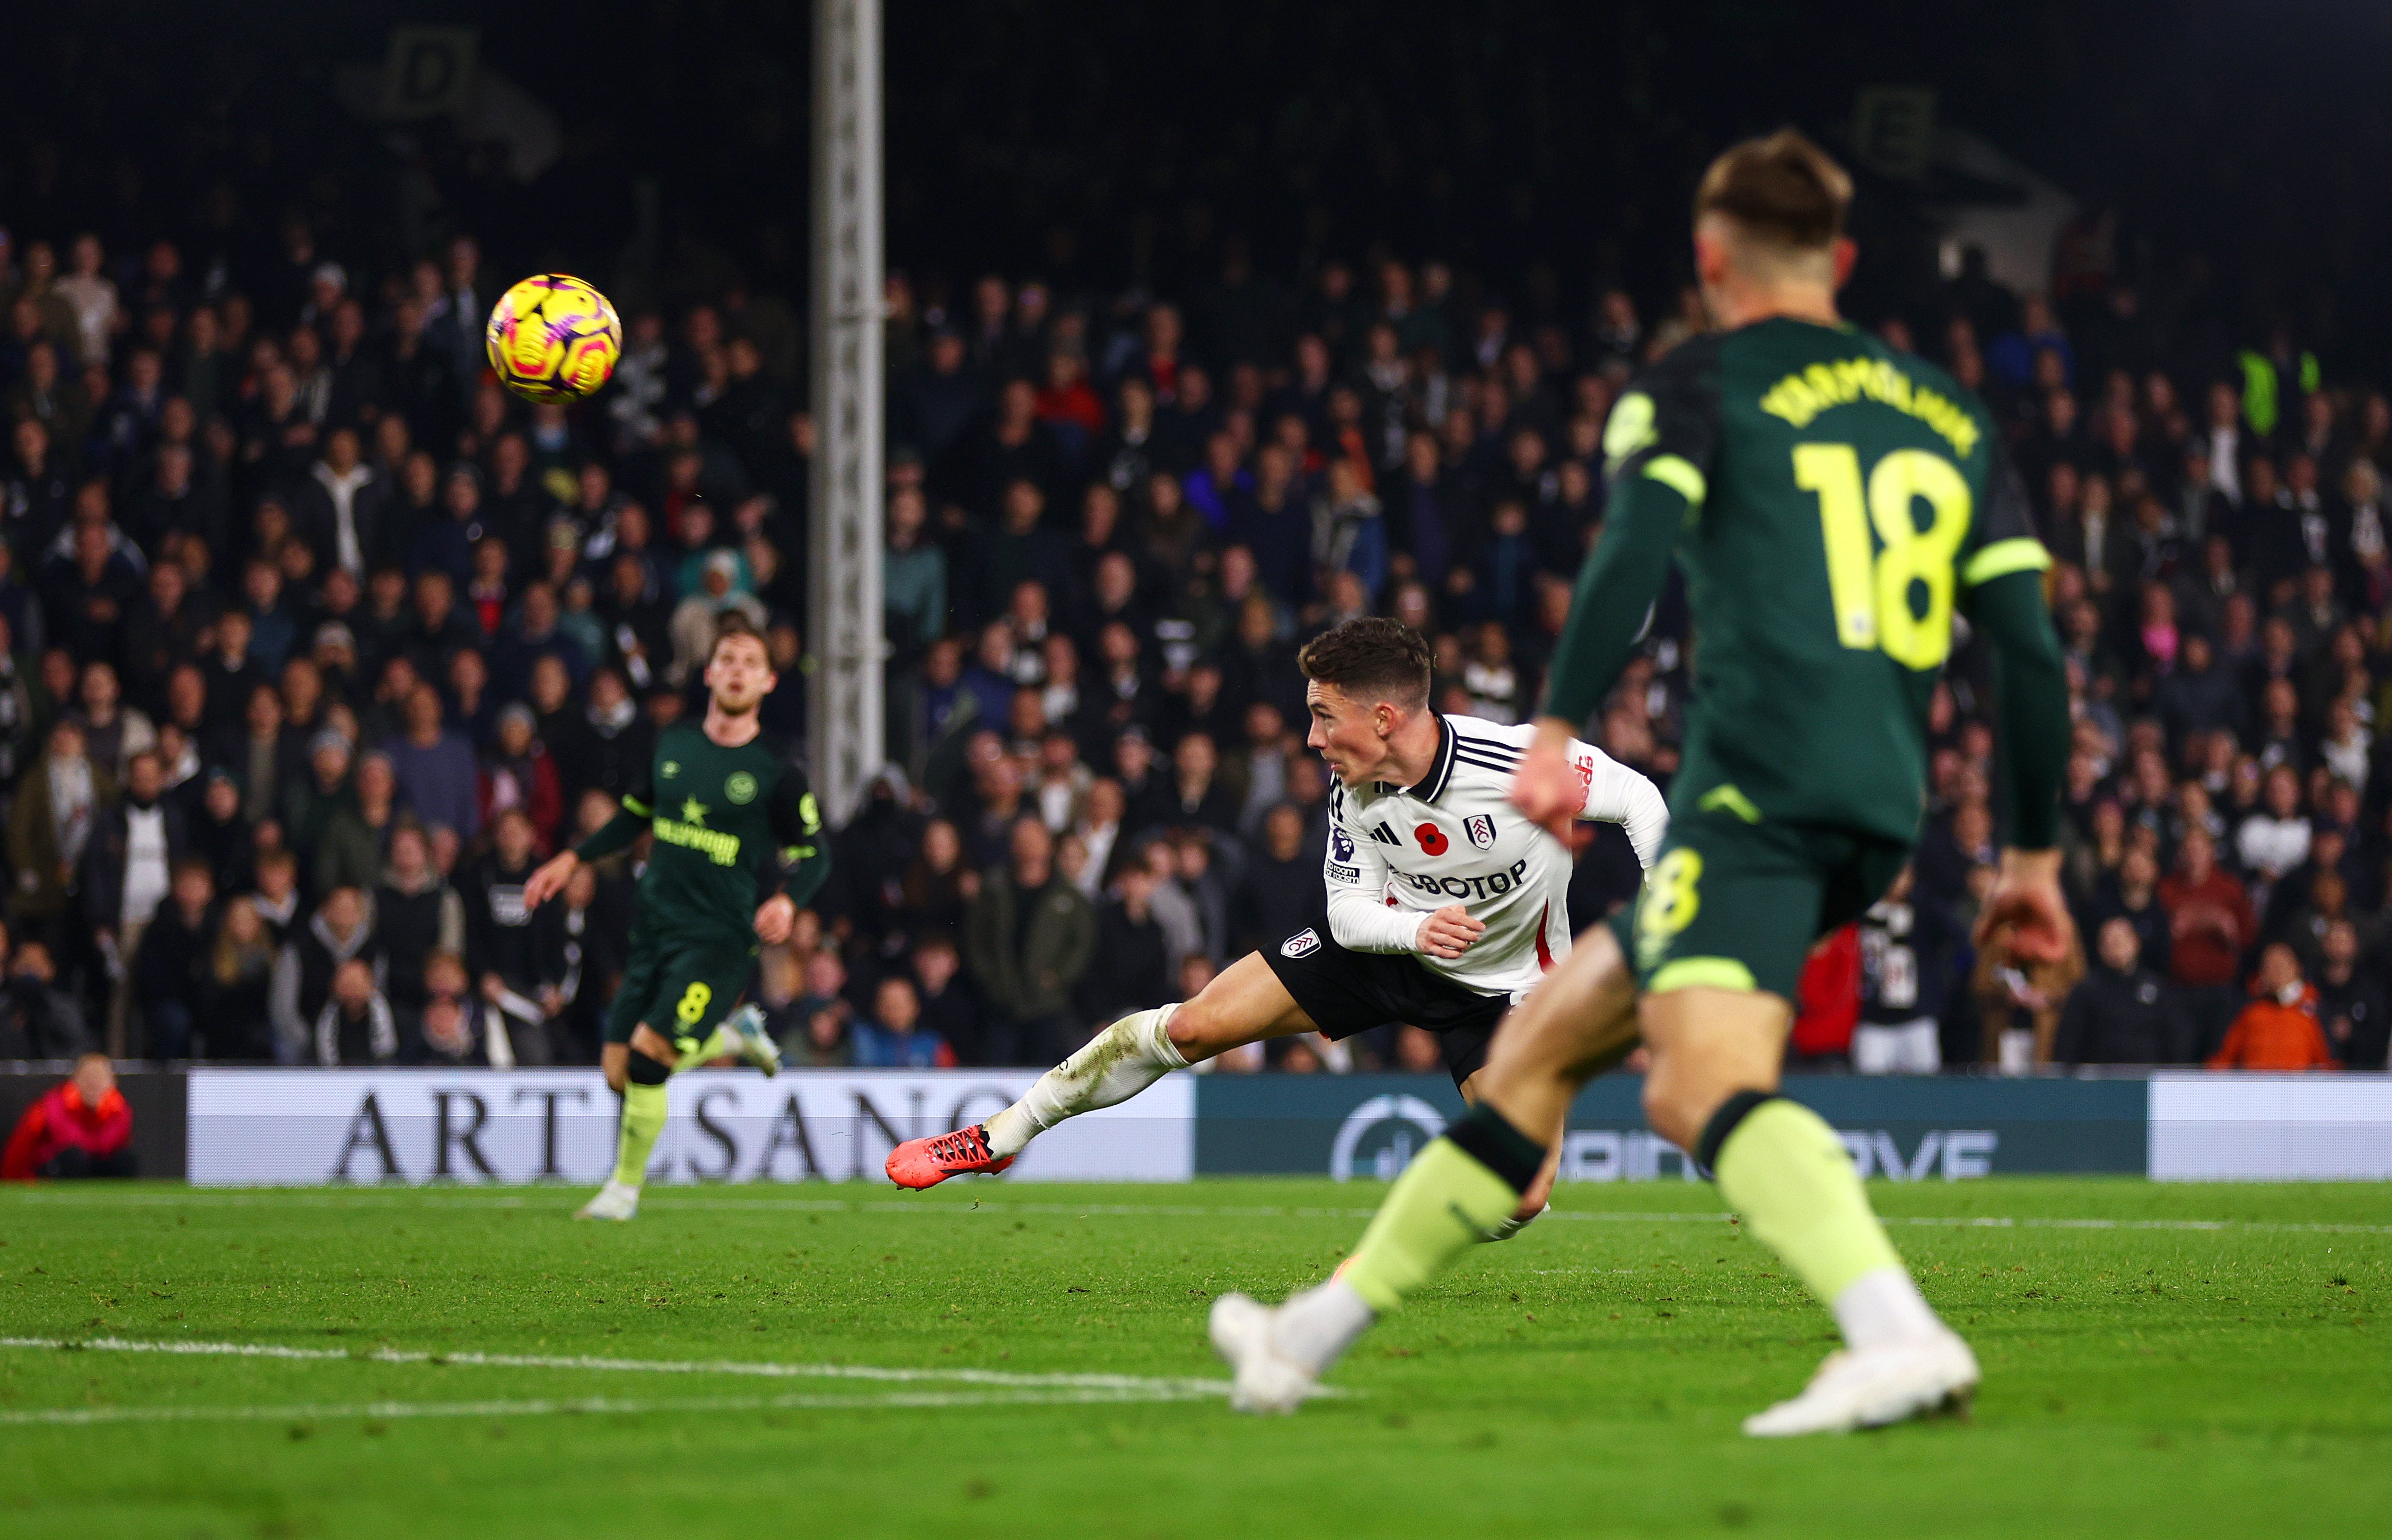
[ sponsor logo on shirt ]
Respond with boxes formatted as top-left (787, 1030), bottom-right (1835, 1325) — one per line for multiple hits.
top-left (1465, 813), bottom-right (1496, 849)
top-left (653, 817), bottom-right (743, 866)
top-left (1326, 863), bottom-right (1362, 885)
top-left (725, 771), bottom-right (759, 805)
top-left (1398, 858), bottom-right (1533, 903)
top-left (1282, 929), bottom-right (1321, 958)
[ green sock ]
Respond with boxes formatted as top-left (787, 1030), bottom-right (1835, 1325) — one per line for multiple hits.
top-left (674, 1025), bottom-right (739, 1072)
top-left (1339, 1139), bottom-right (1524, 1314)
top-left (1713, 1098), bottom-right (1903, 1306)
top-left (613, 1081), bottom-right (669, 1189)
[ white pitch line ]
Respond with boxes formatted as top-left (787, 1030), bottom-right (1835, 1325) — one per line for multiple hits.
top-left (0, 1336), bottom-right (1230, 1395)
top-left (8, 1188), bottom-right (2392, 1236)
top-left (0, 1385), bottom-right (1229, 1428)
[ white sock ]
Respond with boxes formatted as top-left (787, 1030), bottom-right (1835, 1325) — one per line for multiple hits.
top-left (1272, 1278), bottom-right (1377, 1376)
top-left (1830, 1266), bottom-right (1946, 1351)
top-left (983, 1005), bottom-right (1189, 1158)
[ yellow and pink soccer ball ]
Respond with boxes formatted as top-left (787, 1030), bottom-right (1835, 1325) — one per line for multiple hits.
top-left (486, 274), bottom-right (622, 403)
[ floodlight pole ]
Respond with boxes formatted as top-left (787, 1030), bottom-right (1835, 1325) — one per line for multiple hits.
top-left (807, 0), bottom-right (885, 826)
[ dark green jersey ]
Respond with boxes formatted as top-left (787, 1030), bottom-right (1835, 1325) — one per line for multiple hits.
top-left (577, 720), bottom-right (828, 947)
top-left (1548, 317), bottom-right (2049, 844)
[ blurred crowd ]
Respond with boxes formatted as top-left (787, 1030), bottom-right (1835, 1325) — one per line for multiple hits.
top-left (0, 212), bottom-right (2379, 1075)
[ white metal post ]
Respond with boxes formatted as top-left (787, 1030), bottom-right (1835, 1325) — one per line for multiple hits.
top-left (807, 0), bottom-right (885, 826)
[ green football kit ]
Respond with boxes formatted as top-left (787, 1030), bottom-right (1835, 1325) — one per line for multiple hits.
top-left (1540, 318), bottom-right (2069, 999)
top-left (574, 720), bottom-right (830, 1052)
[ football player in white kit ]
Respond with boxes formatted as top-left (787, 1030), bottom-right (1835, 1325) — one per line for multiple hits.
top-left (886, 618), bottom-right (1666, 1227)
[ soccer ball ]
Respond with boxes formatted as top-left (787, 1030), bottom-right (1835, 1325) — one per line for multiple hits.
top-left (486, 274), bottom-right (622, 403)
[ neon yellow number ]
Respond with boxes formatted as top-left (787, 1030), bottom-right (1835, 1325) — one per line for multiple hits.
top-left (1793, 443), bottom-right (1973, 670)
top-left (1867, 448), bottom-right (1972, 669)
top-left (675, 981), bottom-right (714, 1026)
top-left (1794, 443), bottom-right (1876, 648)
top-left (1635, 849), bottom-right (1704, 970)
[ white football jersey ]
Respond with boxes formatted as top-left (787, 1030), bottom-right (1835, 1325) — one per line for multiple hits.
top-left (1321, 714), bottom-right (1668, 1001)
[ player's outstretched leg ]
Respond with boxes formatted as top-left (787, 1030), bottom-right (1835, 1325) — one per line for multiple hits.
top-left (1212, 932), bottom-right (1637, 1412)
top-left (579, 1030), bottom-right (674, 1220)
top-left (1643, 987), bottom-right (1975, 1436)
top-left (884, 1005), bottom-right (1183, 1187)
top-left (714, 1002), bottom-right (782, 1076)
top-left (887, 954), bottom-right (1311, 1189)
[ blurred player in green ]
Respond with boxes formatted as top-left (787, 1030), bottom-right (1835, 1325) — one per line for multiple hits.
top-left (1210, 129), bottom-right (2074, 1433)
top-left (522, 615), bottom-right (830, 1220)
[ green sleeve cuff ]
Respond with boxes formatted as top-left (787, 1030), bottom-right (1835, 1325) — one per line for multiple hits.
top-left (1962, 537), bottom-right (2052, 587)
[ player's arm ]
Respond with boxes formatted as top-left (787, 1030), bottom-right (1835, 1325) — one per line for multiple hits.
top-left (1561, 737), bottom-right (1669, 870)
top-left (1959, 439), bottom-right (2072, 963)
top-left (525, 763), bottom-right (656, 909)
top-left (765, 762), bottom-right (833, 915)
top-left (1518, 351), bottom-right (1717, 830)
top-left (1320, 785), bottom-right (1482, 960)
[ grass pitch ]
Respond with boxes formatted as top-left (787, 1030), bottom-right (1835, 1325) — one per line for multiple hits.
top-left (2, 1177), bottom-right (2386, 1538)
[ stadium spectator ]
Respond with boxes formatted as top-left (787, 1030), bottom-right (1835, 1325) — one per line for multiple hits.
top-left (269, 886), bottom-right (379, 1064)
top-left (1075, 856), bottom-right (1172, 1028)
top-left (2315, 920), bottom-right (2390, 1070)
top-left (8, 719), bottom-right (110, 954)
top-left (909, 933), bottom-right (985, 1067)
top-left (2, 1052), bottom-right (132, 1180)
top-left (460, 807), bottom-right (560, 1064)
top-left (1853, 867), bottom-right (1961, 1075)
top-left (130, 857), bottom-right (214, 1060)
top-left (853, 975), bottom-right (953, 1068)
top-left (385, 681), bottom-right (478, 844)
top-left (200, 896), bottom-right (278, 1060)
top-left (2208, 944), bottom-right (2337, 1070)
top-left (964, 816), bottom-right (1096, 1064)
top-left (2158, 828), bottom-right (2257, 1058)
top-left (2054, 918), bottom-right (2188, 1064)
top-left (375, 823), bottom-right (465, 1014)
top-left (313, 956), bottom-right (397, 1067)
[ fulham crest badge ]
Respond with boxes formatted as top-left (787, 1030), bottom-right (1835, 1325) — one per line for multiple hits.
top-left (1464, 813), bottom-right (1497, 849)
top-left (1282, 929), bottom-right (1322, 958)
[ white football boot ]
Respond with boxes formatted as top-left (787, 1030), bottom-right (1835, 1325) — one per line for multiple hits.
top-left (1741, 1329), bottom-right (1979, 1437)
top-left (574, 1179), bottom-right (641, 1221)
top-left (723, 1003), bottom-right (782, 1076)
top-left (1208, 1294), bottom-right (1323, 1414)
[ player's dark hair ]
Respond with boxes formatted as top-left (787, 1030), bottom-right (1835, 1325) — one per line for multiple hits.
top-left (711, 610), bottom-right (767, 660)
top-left (1694, 128), bottom-right (1852, 251)
top-left (1297, 617), bottom-right (1432, 709)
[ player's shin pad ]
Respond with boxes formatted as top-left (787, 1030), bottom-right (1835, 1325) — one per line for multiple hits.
top-left (1708, 1095), bottom-right (1904, 1308)
top-left (1340, 1106), bottom-right (1545, 1314)
top-left (983, 1005), bottom-right (1187, 1158)
top-left (613, 1081), bottom-right (669, 1190)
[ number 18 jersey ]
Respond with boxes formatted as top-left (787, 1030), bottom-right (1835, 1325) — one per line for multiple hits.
top-left (1610, 318), bottom-right (2043, 843)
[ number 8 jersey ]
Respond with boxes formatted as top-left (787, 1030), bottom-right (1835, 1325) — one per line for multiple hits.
top-left (1585, 318), bottom-right (2046, 844)
top-left (1321, 714), bottom-right (1669, 1001)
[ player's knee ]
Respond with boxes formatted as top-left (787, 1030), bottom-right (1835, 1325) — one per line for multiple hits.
top-left (603, 1065), bottom-right (627, 1095)
top-left (625, 1048), bottom-right (671, 1086)
top-left (1640, 1073), bottom-right (1705, 1153)
top-left (1163, 999), bottom-right (1210, 1058)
